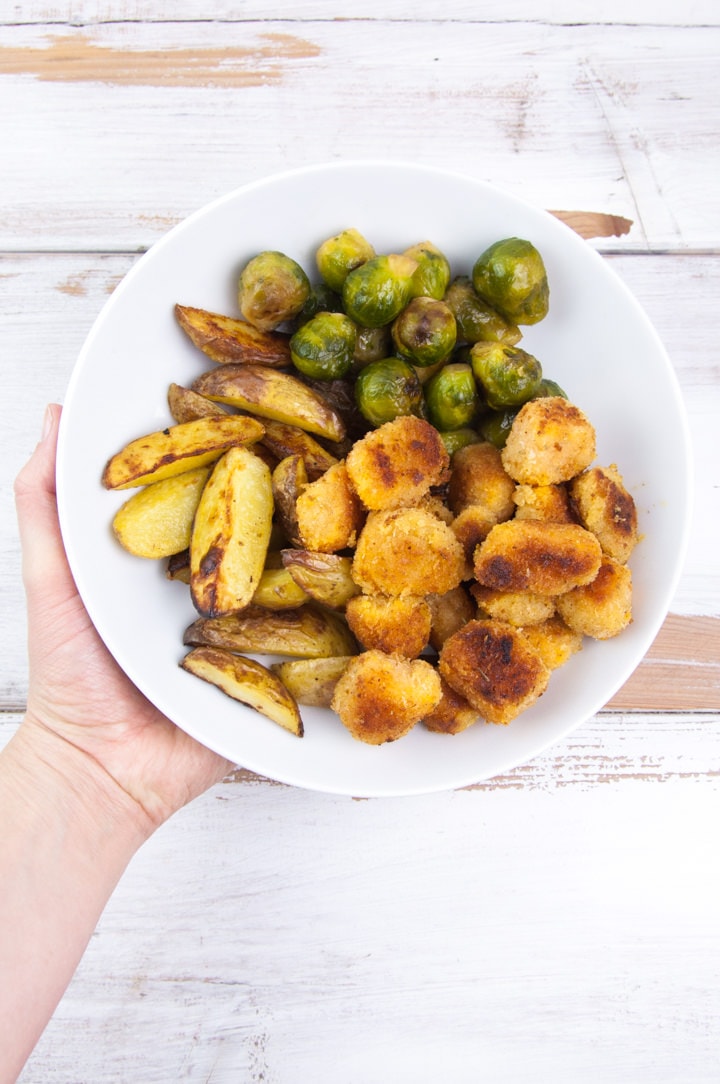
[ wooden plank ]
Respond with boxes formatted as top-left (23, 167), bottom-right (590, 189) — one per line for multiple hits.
top-left (0, 21), bottom-right (718, 251)
top-left (608, 614), bottom-right (720, 710)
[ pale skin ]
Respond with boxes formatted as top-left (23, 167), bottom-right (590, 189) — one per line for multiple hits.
top-left (1, 404), bottom-right (233, 1083)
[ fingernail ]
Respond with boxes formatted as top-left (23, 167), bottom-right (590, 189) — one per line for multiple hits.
top-left (40, 404), bottom-right (54, 442)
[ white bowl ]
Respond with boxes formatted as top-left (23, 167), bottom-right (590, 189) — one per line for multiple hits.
top-left (57, 161), bottom-right (692, 797)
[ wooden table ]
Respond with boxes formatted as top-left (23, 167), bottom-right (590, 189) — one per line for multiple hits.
top-left (2, 4), bottom-right (719, 1081)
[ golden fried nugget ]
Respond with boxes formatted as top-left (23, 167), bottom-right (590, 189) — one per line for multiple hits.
top-left (569, 464), bottom-right (639, 564)
top-left (345, 594), bottom-right (432, 658)
top-left (451, 504), bottom-right (498, 566)
top-left (556, 556), bottom-right (633, 639)
top-left (471, 584), bottom-right (555, 626)
top-left (439, 619), bottom-right (549, 725)
top-left (352, 507), bottom-right (465, 597)
top-left (426, 586), bottom-right (476, 651)
top-left (345, 415), bottom-right (449, 510)
top-left (501, 397), bottom-right (596, 485)
top-left (423, 678), bottom-right (482, 734)
top-left (518, 615), bottom-right (583, 670)
top-left (473, 519), bottom-right (602, 596)
top-left (448, 441), bottom-right (516, 520)
top-left (513, 483), bottom-right (575, 524)
top-left (295, 461), bottom-right (365, 553)
top-left (331, 650), bottom-right (442, 744)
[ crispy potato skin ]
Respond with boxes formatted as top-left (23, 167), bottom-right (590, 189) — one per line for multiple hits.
top-left (271, 454), bottom-right (308, 548)
top-left (448, 441), bottom-right (516, 520)
top-left (473, 519), bottom-right (602, 596)
top-left (345, 415), bottom-right (449, 510)
top-left (439, 619), bottom-right (549, 725)
top-left (296, 462), bottom-right (366, 553)
top-left (556, 556), bottom-right (633, 639)
top-left (569, 464), bottom-right (639, 563)
top-left (501, 396), bottom-right (596, 485)
top-left (331, 650), bottom-right (442, 745)
top-left (352, 506), bottom-right (465, 597)
top-left (167, 383), bottom-right (228, 424)
top-left (260, 420), bottom-right (338, 480)
top-left (345, 594), bottom-right (432, 658)
top-left (271, 656), bottom-right (351, 707)
top-left (175, 304), bottom-right (292, 367)
top-left (184, 602), bottom-right (357, 659)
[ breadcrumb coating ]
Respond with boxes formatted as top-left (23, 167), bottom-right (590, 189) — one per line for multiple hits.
top-left (556, 556), bottom-right (633, 639)
top-left (569, 464), bottom-right (639, 564)
top-left (331, 650), bottom-right (442, 744)
top-left (346, 415), bottom-right (449, 510)
top-left (352, 506), bottom-right (465, 597)
top-left (345, 593), bottom-right (432, 658)
top-left (473, 519), bottom-right (603, 596)
top-left (448, 441), bottom-right (516, 520)
top-left (501, 396), bottom-right (596, 485)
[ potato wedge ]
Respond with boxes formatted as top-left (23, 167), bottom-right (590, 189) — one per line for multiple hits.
top-left (184, 602), bottom-right (358, 658)
top-left (190, 445), bottom-right (273, 617)
top-left (271, 454), bottom-right (308, 547)
top-left (251, 568), bottom-right (310, 610)
top-left (112, 466), bottom-right (210, 559)
top-left (167, 382), bottom-right (228, 424)
top-left (166, 549), bottom-right (191, 583)
top-left (280, 549), bottom-right (360, 609)
top-left (181, 646), bottom-right (303, 736)
top-left (102, 414), bottom-right (264, 490)
top-left (260, 419), bottom-right (339, 479)
top-left (271, 656), bottom-right (351, 707)
top-left (192, 363), bottom-right (346, 442)
top-left (175, 304), bottom-right (292, 367)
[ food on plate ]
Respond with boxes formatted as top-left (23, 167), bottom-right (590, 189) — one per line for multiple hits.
top-left (103, 227), bottom-right (641, 745)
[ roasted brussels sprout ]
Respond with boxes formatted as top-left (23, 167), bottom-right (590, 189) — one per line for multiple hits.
top-left (238, 250), bottom-right (311, 331)
top-left (479, 408), bottom-right (518, 448)
top-left (425, 363), bottom-right (479, 431)
top-left (470, 341), bottom-right (543, 410)
top-left (404, 241), bottom-right (452, 300)
top-left (342, 254), bottom-right (418, 328)
top-left (536, 377), bottom-right (568, 399)
top-left (471, 237), bottom-right (549, 325)
top-left (290, 312), bottom-right (357, 380)
top-left (443, 276), bottom-right (522, 346)
top-left (355, 357), bottom-right (425, 428)
top-left (391, 296), bottom-right (457, 367)
top-left (316, 228), bottom-right (376, 293)
top-left (293, 281), bottom-right (344, 326)
top-left (353, 324), bottom-right (393, 368)
top-left (438, 428), bottom-right (482, 456)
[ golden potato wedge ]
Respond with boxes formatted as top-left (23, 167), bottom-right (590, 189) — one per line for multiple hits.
top-left (270, 656), bottom-right (351, 707)
top-left (112, 466), bottom-right (210, 559)
top-left (190, 445), bottom-right (273, 617)
top-left (280, 549), bottom-right (360, 609)
top-left (184, 602), bottom-right (358, 658)
top-left (167, 382), bottom-right (228, 424)
top-left (192, 363), bottom-right (346, 442)
top-left (166, 549), bottom-right (191, 583)
top-left (260, 419), bottom-right (339, 480)
top-left (181, 646), bottom-right (303, 736)
top-left (251, 567), bottom-right (309, 610)
top-left (175, 304), bottom-right (292, 367)
top-left (271, 454), bottom-right (308, 548)
top-left (102, 414), bottom-right (264, 490)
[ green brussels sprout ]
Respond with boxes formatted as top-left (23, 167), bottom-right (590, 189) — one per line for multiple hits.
top-left (425, 363), bottom-right (479, 431)
top-left (443, 276), bottom-right (522, 346)
top-left (354, 357), bottom-right (425, 428)
top-left (471, 237), bottom-right (549, 325)
top-left (342, 254), bottom-right (419, 328)
top-left (404, 241), bottom-right (452, 300)
top-left (298, 281), bottom-right (344, 322)
top-left (535, 377), bottom-right (568, 399)
top-left (289, 312), bottom-right (357, 380)
top-left (479, 408), bottom-right (518, 449)
top-left (391, 296), bottom-right (457, 368)
top-left (316, 228), bottom-right (376, 293)
top-left (470, 341), bottom-right (543, 410)
top-left (238, 250), bottom-right (311, 331)
top-left (353, 324), bottom-right (393, 368)
top-left (438, 428), bottom-right (482, 456)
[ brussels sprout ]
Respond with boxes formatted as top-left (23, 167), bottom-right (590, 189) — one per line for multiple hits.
top-left (391, 296), bottom-right (457, 367)
top-left (316, 228), bottom-right (376, 293)
top-left (444, 276), bottom-right (522, 346)
top-left (470, 341), bottom-right (543, 410)
top-left (353, 324), bottom-right (393, 368)
top-left (355, 357), bottom-right (425, 428)
top-left (425, 363), bottom-right (479, 431)
top-left (238, 250), bottom-right (311, 331)
top-left (536, 377), bottom-right (568, 399)
top-left (296, 281), bottom-right (344, 323)
top-left (342, 254), bottom-right (418, 328)
top-left (471, 237), bottom-right (549, 325)
top-left (404, 241), bottom-right (452, 300)
top-left (479, 408), bottom-right (518, 449)
top-left (290, 312), bottom-right (357, 381)
top-left (438, 428), bottom-right (482, 456)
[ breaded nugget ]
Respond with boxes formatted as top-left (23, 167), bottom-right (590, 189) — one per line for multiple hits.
top-left (439, 619), bottom-right (549, 725)
top-left (518, 615), bottom-right (583, 670)
top-left (448, 441), bottom-right (516, 520)
top-left (471, 584), bottom-right (555, 626)
top-left (501, 396), bottom-right (596, 485)
top-left (426, 586), bottom-right (476, 651)
top-left (569, 464), bottom-right (639, 563)
top-left (331, 650), bottom-right (442, 744)
top-left (352, 506), bottom-right (465, 597)
top-left (513, 483), bottom-right (575, 524)
top-left (423, 677), bottom-right (482, 734)
top-left (296, 461), bottom-right (365, 553)
top-left (345, 415), bottom-right (449, 510)
top-left (345, 594), bottom-right (432, 658)
top-left (451, 504), bottom-right (498, 566)
top-left (556, 556), bottom-right (633, 639)
top-left (473, 519), bottom-right (602, 596)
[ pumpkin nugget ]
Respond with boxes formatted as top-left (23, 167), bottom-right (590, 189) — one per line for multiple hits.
top-left (345, 594), bottom-right (432, 658)
top-left (331, 650), bottom-right (442, 744)
top-left (345, 415), bottom-right (449, 510)
top-left (518, 615), bottom-right (583, 671)
top-left (473, 519), bottom-right (602, 596)
top-left (569, 464), bottom-right (639, 564)
top-left (352, 506), bottom-right (465, 597)
top-left (513, 483), bottom-right (575, 524)
top-left (448, 441), bottom-right (516, 520)
top-left (556, 556), bottom-right (633, 639)
top-left (439, 619), bottom-right (549, 725)
top-left (423, 678), bottom-right (482, 735)
top-left (501, 396), bottom-right (596, 485)
top-left (295, 461), bottom-right (365, 553)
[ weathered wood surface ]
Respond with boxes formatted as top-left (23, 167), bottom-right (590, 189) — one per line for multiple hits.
top-left (2, 5), bottom-right (719, 1082)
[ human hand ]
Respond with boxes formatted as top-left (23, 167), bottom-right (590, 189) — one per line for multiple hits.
top-left (13, 403), bottom-right (233, 833)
